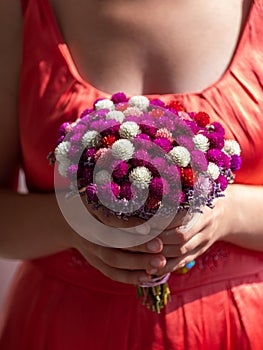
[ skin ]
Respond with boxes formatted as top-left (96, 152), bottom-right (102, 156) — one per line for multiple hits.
top-left (1, 0), bottom-right (262, 286)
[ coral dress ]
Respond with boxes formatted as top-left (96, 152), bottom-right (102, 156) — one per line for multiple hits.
top-left (1, 0), bottom-right (263, 349)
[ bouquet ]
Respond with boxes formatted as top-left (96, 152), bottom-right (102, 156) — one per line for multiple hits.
top-left (49, 92), bottom-right (241, 313)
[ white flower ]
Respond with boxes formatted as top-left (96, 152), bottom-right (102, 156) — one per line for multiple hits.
top-left (106, 111), bottom-right (125, 123)
top-left (94, 170), bottom-right (112, 185)
top-left (123, 107), bottom-right (143, 117)
top-left (58, 160), bottom-right (71, 178)
top-left (129, 166), bottom-right (152, 189)
top-left (224, 140), bottom-right (241, 156)
top-left (119, 121), bottom-right (141, 140)
top-left (169, 146), bottom-right (191, 167)
top-left (55, 141), bottom-right (71, 163)
top-left (82, 131), bottom-right (101, 148)
top-left (207, 162), bottom-right (220, 180)
top-left (95, 99), bottom-right (115, 111)
top-left (128, 96), bottom-right (150, 111)
top-left (111, 139), bottom-right (135, 160)
top-left (193, 134), bottom-right (210, 152)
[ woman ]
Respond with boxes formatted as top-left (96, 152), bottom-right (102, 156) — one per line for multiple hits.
top-left (1, 0), bottom-right (263, 348)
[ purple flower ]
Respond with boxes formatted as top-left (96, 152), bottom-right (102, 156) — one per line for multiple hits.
top-left (73, 123), bottom-right (87, 134)
top-left (98, 182), bottom-right (120, 202)
top-left (80, 108), bottom-right (93, 119)
top-left (111, 92), bottom-right (128, 104)
top-left (175, 136), bottom-right (194, 150)
top-left (207, 132), bottom-right (224, 149)
top-left (85, 148), bottom-right (96, 159)
top-left (151, 157), bottom-right (168, 175)
top-left (86, 183), bottom-right (98, 202)
top-left (153, 138), bottom-right (172, 152)
top-left (221, 153), bottom-right (231, 169)
top-left (156, 116), bottom-right (175, 131)
top-left (150, 177), bottom-right (170, 198)
top-left (124, 116), bottom-right (140, 124)
top-left (67, 164), bottom-right (78, 180)
top-left (164, 165), bottom-right (181, 185)
top-left (59, 122), bottom-right (71, 136)
top-left (207, 149), bottom-right (225, 167)
top-left (56, 135), bottom-right (65, 146)
top-left (184, 120), bottom-right (200, 134)
top-left (150, 99), bottom-right (165, 108)
top-left (209, 122), bottom-right (225, 135)
top-left (230, 155), bottom-right (242, 171)
top-left (216, 175), bottom-right (229, 191)
top-left (133, 134), bottom-right (152, 150)
top-left (119, 182), bottom-right (133, 200)
top-left (191, 150), bottom-right (208, 172)
top-left (70, 132), bottom-right (83, 145)
top-left (112, 161), bottom-right (129, 179)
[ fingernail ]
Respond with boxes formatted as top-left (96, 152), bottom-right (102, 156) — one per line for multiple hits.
top-left (138, 274), bottom-right (151, 282)
top-left (146, 240), bottom-right (160, 252)
top-left (150, 257), bottom-right (164, 268)
top-left (148, 268), bottom-right (158, 275)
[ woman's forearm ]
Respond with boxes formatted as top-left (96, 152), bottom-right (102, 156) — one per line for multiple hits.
top-left (223, 184), bottom-right (263, 251)
top-left (0, 189), bottom-right (75, 259)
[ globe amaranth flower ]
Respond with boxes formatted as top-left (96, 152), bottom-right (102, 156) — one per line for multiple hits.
top-left (102, 135), bottom-right (117, 148)
top-left (193, 111), bottom-right (210, 127)
top-left (207, 149), bottom-right (225, 167)
top-left (224, 140), bottom-right (241, 156)
top-left (207, 162), bottom-right (220, 180)
top-left (133, 133), bottom-right (152, 150)
top-left (191, 150), bottom-right (208, 172)
top-left (70, 132), bottom-right (84, 145)
top-left (149, 99), bottom-right (165, 108)
top-left (112, 161), bottom-right (129, 179)
top-left (164, 165), bottom-right (181, 184)
top-left (131, 150), bottom-right (151, 168)
top-left (80, 108), bottom-right (93, 119)
top-left (166, 100), bottom-right (185, 112)
top-left (193, 134), bottom-right (210, 152)
top-left (58, 160), bottom-right (71, 177)
top-left (85, 148), bottom-right (96, 159)
top-left (67, 164), bottom-right (78, 180)
top-left (115, 102), bottom-right (129, 112)
top-left (230, 155), bottom-right (242, 171)
top-left (94, 170), bottom-right (112, 185)
top-left (82, 130), bottom-right (101, 148)
top-left (98, 182), bottom-right (120, 202)
top-left (59, 122), bottom-right (72, 136)
top-left (184, 120), bottom-right (200, 134)
top-left (123, 107), bottom-right (143, 117)
top-left (111, 139), bottom-right (135, 160)
top-left (94, 148), bottom-right (110, 163)
top-left (216, 174), bottom-right (229, 191)
top-left (149, 177), bottom-right (170, 198)
top-left (150, 157), bottom-right (168, 176)
top-left (175, 136), bottom-right (195, 150)
top-left (155, 128), bottom-right (173, 142)
top-left (153, 138), bottom-right (173, 153)
top-left (56, 135), bottom-right (65, 146)
top-left (207, 121), bottom-right (225, 135)
top-left (86, 183), bottom-right (98, 203)
top-left (129, 166), bottom-right (152, 189)
top-left (180, 168), bottom-right (194, 187)
top-left (169, 146), bottom-right (191, 167)
top-left (111, 92), bottom-right (128, 104)
top-left (145, 196), bottom-right (160, 210)
top-left (55, 141), bottom-right (71, 163)
top-left (119, 121), bottom-right (141, 140)
top-left (207, 132), bottom-right (224, 149)
top-left (94, 99), bottom-right (115, 111)
top-left (106, 111), bottom-right (125, 123)
top-left (119, 181), bottom-right (133, 200)
top-left (128, 96), bottom-right (150, 111)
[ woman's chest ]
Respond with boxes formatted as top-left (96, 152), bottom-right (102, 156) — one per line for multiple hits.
top-left (49, 0), bottom-right (251, 95)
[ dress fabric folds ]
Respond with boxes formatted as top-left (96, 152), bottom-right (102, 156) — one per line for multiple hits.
top-left (1, 0), bottom-right (263, 349)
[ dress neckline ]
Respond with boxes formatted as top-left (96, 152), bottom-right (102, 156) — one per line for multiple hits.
top-left (43, 0), bottom-right (256, 99)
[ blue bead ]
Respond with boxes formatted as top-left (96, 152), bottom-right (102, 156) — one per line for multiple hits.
top-left (185, 261), bottom-right (196, 269)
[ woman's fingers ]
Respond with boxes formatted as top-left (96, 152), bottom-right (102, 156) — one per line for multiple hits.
top-left (125, 237), bottom-right (163, 254)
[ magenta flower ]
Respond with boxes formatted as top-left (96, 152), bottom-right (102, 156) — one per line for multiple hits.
top-left (112, 161), bottom-right (129, 179)
top-left (164, 165), bottom-right (181, 185)
top-left (70, 132), bottom-right (83, 145)
top-left (191, 150), bottom-right (208, 172)
top-left (98, 182), bottom-right (120, 202)
top-left (207, 132), bottom-right (224, 149)
top-left (150, 99), bottom-right (165, 107)
top-left (119, 182), bottom-right (133, 200)
top-left (67, 164), bottom-right (78, 180)
top-left (80, 108), bottom-right (93, 119)
top-left (86, 183), bottom-right (98, 202)
top-left (139, 124), bottom-right (158, 138)
top-left (209, 122), bottom-right (225, 135)
top-left (85, 148), bottom-right (96, 159)
top-left (151, 157), bottom-right (168, 176)
top-left (111, 92), bottom-right (128, 104)
top-left (221, 153), bottom-right (231, 168)
top-left (230, 155), bottom-right (242, 171)
top-left (150, 177), bottom-right (170, 198)
top-left (175, 136), bottom-right (194, 150)
top-left (153, 138), bottom-right (172, 153)
top-left (216, 175), bottom-right (228, 191)
top-left (207, 149), bottom-right (225, 167)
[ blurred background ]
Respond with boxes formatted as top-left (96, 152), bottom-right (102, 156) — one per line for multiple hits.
top-left (0, 171), bottom-right (26, 311)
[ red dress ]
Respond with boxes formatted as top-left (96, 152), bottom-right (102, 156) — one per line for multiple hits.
top-left (1, 0), bottom-right (263, 349)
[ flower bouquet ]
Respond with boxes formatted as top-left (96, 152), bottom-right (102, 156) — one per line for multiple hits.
top-left (50, 92), bottom-right (241, 313)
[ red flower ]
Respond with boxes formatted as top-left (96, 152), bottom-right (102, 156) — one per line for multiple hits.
top-left (102, 135), bottom-right (116, 147)
top-left (145, 196), bottom-right (160, 210)
top-left (181, 168), bottom-right (194, 187)
top-left (149, 108), bottom-right (165, 118)
top-left (167, 100), bottom-right (185, 112)
top-left (193, 112), bottom-right (210, 127)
